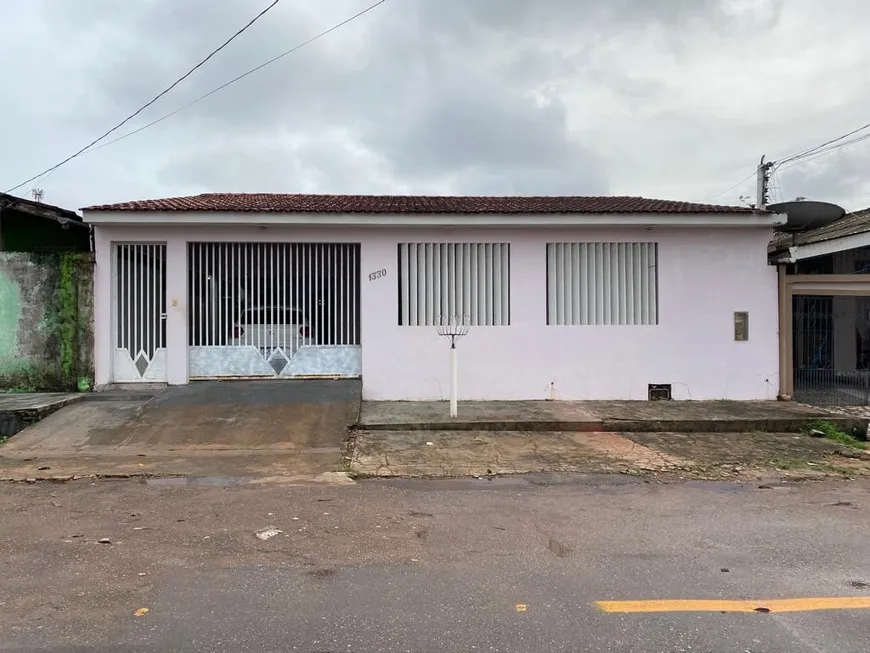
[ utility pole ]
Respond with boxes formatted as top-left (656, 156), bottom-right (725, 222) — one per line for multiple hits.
top-left (756, 155), bottom-right (773, 210)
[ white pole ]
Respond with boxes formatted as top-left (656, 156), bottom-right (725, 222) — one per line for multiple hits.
top-left (450, 342), bottom-right (458, 418)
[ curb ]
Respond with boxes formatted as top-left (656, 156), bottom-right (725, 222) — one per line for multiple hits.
top-left (0, 395), bottom-right (84, 438)
top-left (355, 415), bottom-right (867, 435)
top-left (80, 392), bottom-right (159, 402)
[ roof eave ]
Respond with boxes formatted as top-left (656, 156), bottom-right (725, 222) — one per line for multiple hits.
top-left (82, 209), bottom-right (784, 228)
top-left (1, 193), bottom-right (82, 222)
top-left (1, 198), bottom-right (88, 230)
top-left (771, 229), bottom-right (870, 264)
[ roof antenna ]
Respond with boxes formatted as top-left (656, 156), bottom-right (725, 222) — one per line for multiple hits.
top-left (31, 188), bottom-right (44, 203)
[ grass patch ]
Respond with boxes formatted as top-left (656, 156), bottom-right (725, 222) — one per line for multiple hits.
top-left (804, 420), bottom-right (867, 450)
top-left (773, 458), bottom-right (852, 475)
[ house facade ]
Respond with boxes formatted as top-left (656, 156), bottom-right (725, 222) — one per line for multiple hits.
top-left (770, 206), bottom-right (870, 406)
top-left (82, 194), bottom-right (784, 401)
top-left (1, 194), bottom-right (94, 392)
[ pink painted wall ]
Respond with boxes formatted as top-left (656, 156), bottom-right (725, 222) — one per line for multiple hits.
top-left (92, 224), bottom-right (778, 400)
top-left (358, 226), bottom-right (779, 401)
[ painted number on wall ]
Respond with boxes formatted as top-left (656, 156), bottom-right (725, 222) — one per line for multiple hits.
top-left (368, 269), bottom-right (387, 282)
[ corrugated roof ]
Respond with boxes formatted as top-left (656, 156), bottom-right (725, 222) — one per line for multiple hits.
top-left (82, 193), bottom-right (760, 215)
top-left (770, 206), bottom-right (870, 252)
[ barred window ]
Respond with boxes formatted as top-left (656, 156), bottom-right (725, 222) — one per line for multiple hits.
top-left (398, 243), bottom-right (510, 326)
top-left (546, 242), bottom-right (658, 325)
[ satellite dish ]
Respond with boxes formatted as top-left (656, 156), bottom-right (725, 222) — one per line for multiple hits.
top-left (767, 200), bottom-right (846, 232)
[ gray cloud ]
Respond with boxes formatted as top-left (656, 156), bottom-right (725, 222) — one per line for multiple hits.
top-left (778, 147), bottom-right (870, 207)
top-left (2, 0), bottom-right (869, 212)
top-left (370, 65), bottom-right (606, 194)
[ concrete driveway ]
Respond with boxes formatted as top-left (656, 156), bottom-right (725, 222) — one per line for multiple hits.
top-left (0, 380), bottom-right (360, 480)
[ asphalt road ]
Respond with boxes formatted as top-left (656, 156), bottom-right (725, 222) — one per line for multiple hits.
top-left (1, 474), bottom-right (869, 652)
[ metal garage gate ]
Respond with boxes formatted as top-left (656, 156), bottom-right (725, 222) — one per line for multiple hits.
top-left (187, 242), bottom-right (361, 378)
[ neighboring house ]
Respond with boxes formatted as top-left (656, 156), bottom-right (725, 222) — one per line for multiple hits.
top-left (0, 193), bottom-right (90, 252)
top-left (769, 206), bottom-right (870, 406)
top-left (0, 194), bottom-right (94, 391)
top-left (81, 194), bottom-right (783, 401)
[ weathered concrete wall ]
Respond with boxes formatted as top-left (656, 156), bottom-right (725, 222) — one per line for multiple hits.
top-left (0, 253), bottom-right (94, 391)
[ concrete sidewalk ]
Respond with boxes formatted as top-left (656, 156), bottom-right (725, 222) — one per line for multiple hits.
top-left (358, 399), bottom-right (866, 433)
top-left (0, 393), bottom-right (83, 438)
top-left (0, 388), bottom-right (160, 439)
top-left (348, 429), bottom-right (870, 481)
top-left (350, 400), bottom-right (870, 480)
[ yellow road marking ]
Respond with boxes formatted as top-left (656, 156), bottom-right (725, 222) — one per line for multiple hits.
top-left (596, 597), bottom-right (870, 614)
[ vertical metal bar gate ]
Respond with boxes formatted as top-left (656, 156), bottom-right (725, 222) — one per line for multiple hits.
top-left (793, 294), bottom-right (870, 406)
top-left (187, 242), bottom-right (361, 378)
top-left (113, 243), bottom-right (167, 382)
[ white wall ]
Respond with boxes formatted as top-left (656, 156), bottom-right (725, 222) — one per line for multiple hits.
top-left (359, 226), bottom-right (779, 400)
top-left (92, 224), bottom-right (778, 400)
top-left (93, 225), bottom-right (371, 387)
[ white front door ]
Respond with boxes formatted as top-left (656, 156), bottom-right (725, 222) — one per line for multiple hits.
top-left (112, 243), bottom-right (167, 382)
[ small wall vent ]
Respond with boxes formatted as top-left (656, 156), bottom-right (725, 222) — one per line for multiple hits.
top-left (648, 384), bottom-right (672, 401)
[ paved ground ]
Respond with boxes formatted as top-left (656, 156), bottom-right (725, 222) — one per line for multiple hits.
top-left (814, 403), bottom-right (870, 420)
top-left (0, 380), bottom-right (360, 480)
top-left (350, 428), bottom-right (870, 480)
top-left (359, 399), bottom-right (852, 432)
top-left (0, 393), bottom-right (81, 412)
top-left (1, 475), bottom-right (869, 651)
top-left (0, 392), bottom-right (81, 438)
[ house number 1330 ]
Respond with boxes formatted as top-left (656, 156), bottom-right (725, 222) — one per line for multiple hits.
top-left (368, 269), bottom-right (387, 281)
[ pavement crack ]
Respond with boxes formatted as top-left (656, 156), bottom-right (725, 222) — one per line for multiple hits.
top-left (489, 440), bottom-right (505, 470)
top-left (524, 432), bottom-right (542, 457)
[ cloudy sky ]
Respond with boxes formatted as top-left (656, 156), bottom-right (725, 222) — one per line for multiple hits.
top-left (3, 0), bottom-right (870, 212)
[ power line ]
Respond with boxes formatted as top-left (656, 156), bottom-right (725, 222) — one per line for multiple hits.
top-left (700, 170), bottom-right (756, 203)
top-left (771, 166), bottom-right (784, 203)
top-left (776, 121), bottom-right (870, 168)
top-left (5, 0), bottom-right (284, 194)
top-left (776, 131), bottom-right (870, 173)
top-left (704, 119), bottom-right (870, 204)
top-left (45, 0), bottom-right (389, 159)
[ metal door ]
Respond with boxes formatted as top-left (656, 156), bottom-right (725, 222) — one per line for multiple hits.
top-left (113, 243), bottom-right (167, 382)
top-left (793, 294), bottom-right (870, 406)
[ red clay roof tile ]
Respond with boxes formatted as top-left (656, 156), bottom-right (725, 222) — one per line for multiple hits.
top-left (82, 193), bottom-right (758, 214)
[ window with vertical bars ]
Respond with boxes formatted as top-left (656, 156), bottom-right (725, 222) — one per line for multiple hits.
top-left (546, 242), bottom-right (658, 326)
top-left (398, 243), bottom-right (510, 326)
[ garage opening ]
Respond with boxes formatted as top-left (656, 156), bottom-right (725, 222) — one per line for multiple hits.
top-left (187, 242), bottom-right (360, 378)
